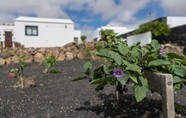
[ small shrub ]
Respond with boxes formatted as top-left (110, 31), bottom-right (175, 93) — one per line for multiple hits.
top-left (95, 41), bottom-right (105, 52)
top-left (81, 35), bottom-right (87, 42)
top-left (9, 55), bottom-right (26, 88)
top-left (134, 21), bottom-right (171, 37)
top-left (41, 55), bottom-right (59, 74)
top-left (85, 47), bottom-right (91, 59)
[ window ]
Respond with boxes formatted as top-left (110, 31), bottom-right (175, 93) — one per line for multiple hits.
top-left (25, 26), bottom-right (38, 36)
top-left (74, 37), bottom-right (78, 42)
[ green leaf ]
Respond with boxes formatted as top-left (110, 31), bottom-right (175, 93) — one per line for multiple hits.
top-left (50, 69), bottom-right (61, 73)
top-left (171, 65), bottom-right (186, 77)
top-left (103, 65), bottom-right (110, 74)
top-left (118, 43), bottom-right (129, 55)
top-left (71, 76), bottom-right (83, 82)
top-left (167, 53), bottom-right (180, 59)
top-left (150, 40), bottom-right (161, 49)
top-left (89, 76), bottom-right (113, 85)
top-left (96, 49), bottom-right (111, 58)
top-left (122, 60), bottom-right (130, 65)
top-left (182, 58), bottom-right (186, 64)
top-left (134, 84), bottom-right (148, 102)
top-left (174, 83), bottom-right (183, 90)
top-left (129, 72), bottom-right (138, 83)
top-left (148, 59), bottom-right (171, 67)
top-left (84, 62), bottom-right (92, 71)
top-left (173, 76), bottom-right (183, 84)
top-left (126, 64), bottom-right (141, 73)
top-left (131, 50), bottom-right (140, 57)
top-left (95, 83), bottom-right (107, 92)
top-left (175, 104), bottom-right (183, 111)
top-left (117, 75), bottom-right (129, 85)
top-left (109, 51), bottom-right (123, 65)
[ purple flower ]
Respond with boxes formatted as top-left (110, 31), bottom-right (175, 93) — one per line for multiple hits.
top-left (113, 68), bottom-right (125, 78)
top-left (159, 48), bottom-right (165, 55)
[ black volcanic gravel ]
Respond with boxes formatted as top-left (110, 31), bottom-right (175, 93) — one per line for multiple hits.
top-left (0, 59), bottom-right (186, 118)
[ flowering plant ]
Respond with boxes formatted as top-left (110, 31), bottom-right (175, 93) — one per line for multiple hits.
top-left (72, 30), bottom-right (186, 103)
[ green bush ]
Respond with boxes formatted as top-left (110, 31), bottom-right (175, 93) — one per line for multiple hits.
top-left (81, 35), bottom-right (87, 42)
top-left (134, 21), bottom-right (171, 37)
top-left (100, 29), bottom-right (122, 47)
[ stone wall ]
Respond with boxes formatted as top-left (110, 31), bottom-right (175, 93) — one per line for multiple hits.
top-left (0, 41), bottom-right (185, 65)
top-left (162, 44), bottom-right (186, 56)
top-left (0, 42), bottom-right (98, 65)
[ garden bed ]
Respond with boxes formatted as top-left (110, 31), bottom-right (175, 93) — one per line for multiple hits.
top-left (0, 59), bottom-right (186, 118)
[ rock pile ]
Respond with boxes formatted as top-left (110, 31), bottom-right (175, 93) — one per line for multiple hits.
top-left (0, 41), bottom-right (185, 65)
top-left (0, 42), bottom-right (98, 65)
top-left (162, 44), bottom-right (186, 56)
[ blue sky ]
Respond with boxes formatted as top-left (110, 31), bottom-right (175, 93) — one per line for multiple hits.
top-left (0, 0), bottom-right (186, 39)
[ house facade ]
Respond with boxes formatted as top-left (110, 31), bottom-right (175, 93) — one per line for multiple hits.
top-left (119, 16), bottom-right (186, 46)
top-left (151, 16), bottom-right (186, 28)
top-left (93, 25), bottom-right (133, 41)
top-left (0, 23), bottom-right (15, 48)
top-left (0, 16), bottom-right (81, 48)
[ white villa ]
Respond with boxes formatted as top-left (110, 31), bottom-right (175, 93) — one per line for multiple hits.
top-left (93, 25), bottom-right (134, 41)
top-left (0, 16), bottom-right (81, 48)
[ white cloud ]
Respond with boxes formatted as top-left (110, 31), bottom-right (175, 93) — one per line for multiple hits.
top-left (86, 0), bottom-right (119, 20)
top-left (1, 0), bottom-right (185, 41)
top-left (86, 0), bottom-right (152, 29)
top-left (0, 13), bottom-right (16, 23)
top-left (33, 4), bottom-right (68, 18)
top-left (160, 0), bottom-right (186, 16)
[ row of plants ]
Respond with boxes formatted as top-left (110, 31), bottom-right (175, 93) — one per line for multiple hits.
top-left (7, 40), bottom-right (106, 88)
top-left (72, 29), bottom-right (186, 111)
top-left (8, 55), bottom-right (60, 88)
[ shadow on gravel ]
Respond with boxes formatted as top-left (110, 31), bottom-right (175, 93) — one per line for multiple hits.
top-left (75, 93), bottom-right (163, 118)
top-left (75, 93), bottom-right (186, 118)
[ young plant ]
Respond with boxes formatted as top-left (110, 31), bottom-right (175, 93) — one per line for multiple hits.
top-left (72, 29), bottom-right (186, 109)
top-left (8, 55), bottom-right (26, 88)
top-left (85, 47), bottom-right (91, 59)
top-left (41, 55), bottom-right (59, 74)
top-left (95, 41), bottom-right (105, 52)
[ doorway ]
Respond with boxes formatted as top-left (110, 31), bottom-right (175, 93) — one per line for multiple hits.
top-left (5, 31), bottom-right (12, 48)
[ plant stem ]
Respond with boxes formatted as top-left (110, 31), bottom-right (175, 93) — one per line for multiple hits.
top-left (20, 77), bottom-right (23, 88)
top-left (115, 80), bottom-right (120, 104)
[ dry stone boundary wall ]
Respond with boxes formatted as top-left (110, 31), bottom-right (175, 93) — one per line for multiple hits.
top-left (0, 42), bottom-right (97, 65)
top-left (0, 42), bottom-right (185, 65)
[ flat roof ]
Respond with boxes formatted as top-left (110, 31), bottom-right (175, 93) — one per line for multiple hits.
top-left (15, 16), bottom-right (74, 24)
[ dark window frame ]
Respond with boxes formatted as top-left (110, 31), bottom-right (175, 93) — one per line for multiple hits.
top-left (25, 25), bottom-right (38, 36)
top-left (74, 37), bottom-right (78, 42)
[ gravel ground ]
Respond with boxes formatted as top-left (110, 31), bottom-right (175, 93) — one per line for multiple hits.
top-left (0, 59), bottom-right (186, 118)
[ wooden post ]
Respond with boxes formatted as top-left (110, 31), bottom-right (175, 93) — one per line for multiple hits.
top-left (144, 71), bottom-right (175, 118)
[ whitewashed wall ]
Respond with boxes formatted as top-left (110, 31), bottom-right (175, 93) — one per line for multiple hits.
top-left (0, 24), bottom-right (15, 47)
top-left (73, 30), bottom-right (81, 42)
top-left (127, 32), bottom-right (151, 46)
top-left (93, 26), bottom-right (133, 41)
top-left (14, 21), bottom-right (78, 48)
top-left (167, 17), bottom-right (186, 28)
top-left (0, 24), bottom-right (15, 41)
